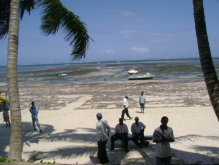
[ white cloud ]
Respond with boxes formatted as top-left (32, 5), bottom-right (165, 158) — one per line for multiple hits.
top-left (117, 27), bottom-right (142, 36)
top-left (130, 47), bottom-right (149, 54)
top-left (120, 11), bottom-right (136, 17)
top-left (117, 27), bottom-right (195, 37)
top-left (101, 49), bottom-right (115, 55)
top-left (106, 9), bottom-right (144, 21)
top-left (118, 11), bottom-right (144, 21)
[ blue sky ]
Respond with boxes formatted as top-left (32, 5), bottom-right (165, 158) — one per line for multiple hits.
top-left (0, 0), bottom-right (218, 65)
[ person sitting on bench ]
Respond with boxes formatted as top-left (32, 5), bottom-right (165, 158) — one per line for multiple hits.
top-left (131, 116), bottom-right (149, 148)
top-left (110, 118), bottom-right (129, 152)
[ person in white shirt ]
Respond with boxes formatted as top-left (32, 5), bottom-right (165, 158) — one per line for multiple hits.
top-left (131, 117), bottom-right (149, 148)
top-left (153, 116), bottom-right (174, 165)
top-left (96, 113), bottom-right (110, 164)
top-left (139, 91), bottom-right (146, 113)
top-left (121, 96), bottom-right (132, 121)
top-left (110, 118), bottom-right (129, 152)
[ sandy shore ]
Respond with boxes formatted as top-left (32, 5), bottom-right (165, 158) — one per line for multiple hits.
top-left (0, 80), bottom-right (219, 164)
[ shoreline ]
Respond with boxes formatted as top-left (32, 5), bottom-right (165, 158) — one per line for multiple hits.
top-left (0, 79), bottom-right (206, 89)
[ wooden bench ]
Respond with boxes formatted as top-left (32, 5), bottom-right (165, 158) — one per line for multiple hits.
top-left (128, 135), bottom-right (153, 141)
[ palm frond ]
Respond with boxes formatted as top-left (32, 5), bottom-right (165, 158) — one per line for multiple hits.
top-left (39, 0), bottom-right (93, 60)
top-left (20, 0), bottom-right (35, 19)
top-left (0, 0), bottom-right (35, 39)
top-left (0, 0), bottom-right (10, 39)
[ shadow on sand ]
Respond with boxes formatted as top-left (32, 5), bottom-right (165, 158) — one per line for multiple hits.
top-left (1, 123), bottom-right (219, 164)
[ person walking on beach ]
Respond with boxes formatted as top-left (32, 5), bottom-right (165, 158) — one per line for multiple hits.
top-left (29, 101), bottom-right (43, 133)
top-left (110, 118), bottom-right (129, 152)
top-left (121, 96), bottom-right (132, 121)
top-left (131, 117), bottom-right (149, 148)
top-left (1, 100), bottom-right (10, 128)
top-left (96, 113), bottom-right (110, 164)
top-left (153, 116), bottom-right (174, 165)
top-left (139, 91), bottom-right (146, 113)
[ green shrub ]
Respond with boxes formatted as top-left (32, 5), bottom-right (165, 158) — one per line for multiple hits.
top-left (0, 156), bottom-right (8, 162)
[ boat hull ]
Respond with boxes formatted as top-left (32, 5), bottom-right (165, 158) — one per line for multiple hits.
top-left (128, 74), bottom-right (154, 80)
top-left (57, 73), bottom-right (67, 77)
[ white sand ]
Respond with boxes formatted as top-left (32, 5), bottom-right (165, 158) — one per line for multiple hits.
top-left (0, 81), bottom-right (219, 164)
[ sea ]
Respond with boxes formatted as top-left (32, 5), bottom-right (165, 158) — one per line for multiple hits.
top-left (0, 58), bottom-right (219, 86)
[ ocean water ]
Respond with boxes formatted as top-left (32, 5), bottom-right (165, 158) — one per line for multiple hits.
top-left (0, 58), bottom-right (219, 86)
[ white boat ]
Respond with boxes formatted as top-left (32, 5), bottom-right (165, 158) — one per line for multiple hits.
top-left (128, 73), bottom-right (154, 80)
top-left (128, 70), bottom-right (138, 74)
top-left (57, 73), bottom-right (67, 77)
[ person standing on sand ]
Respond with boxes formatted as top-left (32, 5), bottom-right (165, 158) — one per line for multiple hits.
top-left (139, 91), bottom-right (146, 113)
top-left (153, 116), bottom-right (174, 165)
top-left (29, 101), bottom-right (43, 133)
top-left (96, 113), bottom-right (110, 164)
top-left (121, 96), bottom-right (132, 121)
top-left (1, 100), bottom-right (10, 128)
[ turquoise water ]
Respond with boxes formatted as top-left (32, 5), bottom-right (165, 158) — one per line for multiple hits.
top-left (0, 58), bottom-right (219, 86)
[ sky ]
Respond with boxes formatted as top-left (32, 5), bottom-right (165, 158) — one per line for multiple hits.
top-left (0, 0), bottom-right (219, 65)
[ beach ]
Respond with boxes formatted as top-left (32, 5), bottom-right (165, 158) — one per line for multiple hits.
top-left (0, 80), bottom-right (219, 164)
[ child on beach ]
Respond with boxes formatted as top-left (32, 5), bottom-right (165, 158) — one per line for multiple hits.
top-left (1, 100), bottom-right (10, 128)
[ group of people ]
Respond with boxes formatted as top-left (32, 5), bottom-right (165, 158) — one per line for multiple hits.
top-left (1, 91), bottom-right (174, 165)
top-left (121, 91), bottom-right (146, 121)
top-left (96, 113), bottom-right (174, 165)
top-left (1, 101), bottom-right (42, 133)
top-left (110, 116), bottom-right (150, 153)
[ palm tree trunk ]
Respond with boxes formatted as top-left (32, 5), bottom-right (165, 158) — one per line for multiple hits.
top-left (7, 0), bottom-right (23, 161)
top-left (193, 0), bottom-right (219, 121)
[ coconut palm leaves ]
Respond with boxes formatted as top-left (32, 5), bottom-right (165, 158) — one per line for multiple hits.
top-left (0, 0), bottom-right (10, 39)
top-left (20, 0), bottom-right (35, 19)
top-left (0, 0), bottom-right (35, 39)
top-left (0, 0), bottom-right (92, 60)
top-left (0, 0), bottom-right (92, 161)
top-left (39, 0), bottom-right (92, 60)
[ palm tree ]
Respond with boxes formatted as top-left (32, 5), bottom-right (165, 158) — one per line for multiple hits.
top-left (1, 0), bottom-right (92, 60)
top-left (193, 0), bottom-right (219, 121)
top-left (0, 0), bottom-right (92, 161)
top-left (6, 0), bottom-right (23, 161)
